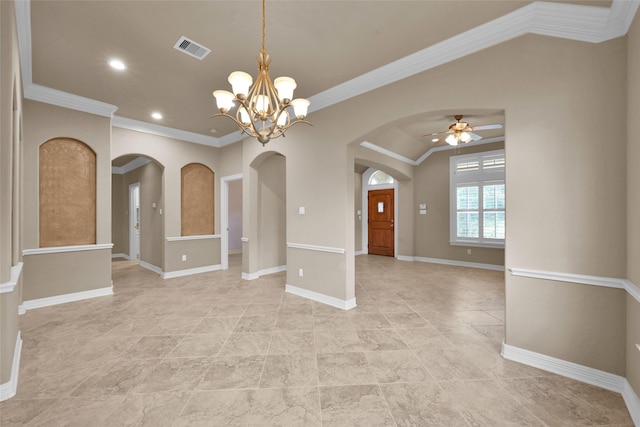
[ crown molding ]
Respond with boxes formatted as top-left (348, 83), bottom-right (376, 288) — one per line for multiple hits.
top-left (14, 0), bottom-right (640, 146)
top-left (360, 136), bottom-right (505, 166)
top-left (111, 156), bottom-right (151, 175)
top-left (25, 83), bottom-right (118, 118)
top-left (111, 116), bottom-right (220, 147)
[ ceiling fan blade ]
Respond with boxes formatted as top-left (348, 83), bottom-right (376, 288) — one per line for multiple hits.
top-left (472, 123), bottom-right (503, 131)
top-left (469, 132), bottom-right (483, 141)
top-left (422, 130), bottom-right (448, 137)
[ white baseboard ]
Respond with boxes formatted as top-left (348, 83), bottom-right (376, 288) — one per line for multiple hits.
top-left (0, 332), bottom-right (22, 401)
top-left (501, 342), bottom-right (640, 424)
top-left (285, 284), bottom-right (356, 310)
top-left (111, 253), bottom-right (130, 260)
top-left (138, 260), bottom-right (162, 275)
top-left (398, 255), bottom-right (504, 271)
top-left (162, 264), bottom-right (221, 279)
top-left (258, 265), bottom-right (287, 276)
top-left (21, 285), bottom-right (113, 312)
top-left (228, 249), bottom-right (242, 255)
top-left (623, 379), bottom-right (640, 426)
top-left (355, 251), bottom-right (364, 256)
top-left (241, 265), bottom-right (286, 281)
top-left (242, 272), bottom-right (259, 281)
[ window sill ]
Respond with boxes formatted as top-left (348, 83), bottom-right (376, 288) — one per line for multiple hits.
top-left (450, 241), bottom-right (505, 249)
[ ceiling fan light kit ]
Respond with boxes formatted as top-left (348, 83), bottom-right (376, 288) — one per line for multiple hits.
top-left (427, 114), bottom-right (503, 146)
top-left (212, 0), bottom-right (311, 146)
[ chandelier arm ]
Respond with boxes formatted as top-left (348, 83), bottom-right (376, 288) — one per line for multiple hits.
top-left (210, 112), bottom-right (254, 136)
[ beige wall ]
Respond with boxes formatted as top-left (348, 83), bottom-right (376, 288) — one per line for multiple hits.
top-left (111, 128), bottom-right (221, 272)
top-left (507, 276), bottom-right (626, 375)
top-left (257, 154), bottom-right (287, 270)
top-left (626, 12), bottom-right (640, 394)
top-left (111, 173), bottom-right (126, 254)
top-left (22, 248), bottom-right (112, 300)
top-left (164, 238), bottom-right (221, 273)
top-left (23, 101), bottom-right (112, 249)
top-left (413, 142), bottom-right (505, 266)
top-left (0, 0), bottom-right (23, 386)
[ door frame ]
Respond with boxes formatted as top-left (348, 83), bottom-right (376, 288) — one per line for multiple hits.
top-left (221, 173), bottom-right (243, 270)
top-left (361, 168), bottom-right (399, 257)
top-left (128, 182), bottom-right (140, 260)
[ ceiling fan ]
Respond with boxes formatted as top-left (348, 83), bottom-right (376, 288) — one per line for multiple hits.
top-left (425, 115), bottom-right (503, 146)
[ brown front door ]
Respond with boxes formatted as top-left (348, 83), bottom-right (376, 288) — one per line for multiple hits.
top-left (368, 189), bottom-right (394, 257)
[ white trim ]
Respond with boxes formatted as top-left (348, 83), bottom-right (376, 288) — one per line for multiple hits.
top-left (111, 253), bottom-right (130, 260)
top-left (138, 260), bottom-right (163, 275)
top-left (111, 156), bottom-right (150, 175)
top-left (501, 342), bottom-right (640, 424)
top-left (18, 305), bottom-right (26, 315)
top-left (22, 243), bottom-right (114, 256)
top-left (240, 265), bottom-right (286, 281)
top-left (624, 279), bottom-right (640, 303)
top-left (287, 243), bottom-right (346, 254)
top-left (501, 342), bottom-right (624, 392)
top-left (355, 251), bottom-right (364, 256)
top-left (242, 272), bottom-right (259, 281)
top-left (162, 264), bottom-right (221, 279)
top-left (509, 268), bottom-right (640, 304)
top-left (285, 284), bottom-right (357, 311)
top-left (21, 286), bottom-right (113, 312)
top-left (0, 263), bottom-right (23, 294)
top-left (623, 379), bottom-right (640, 427)
top-left (112, 116), bottom-right (220, 147)
top-left (166, 234), bottom-right (220, 242)
top-left (25, 83), bottom-right (117, 118)
top-left (0, 332), bottom-right (22, 402)
top-left (398, 255), bottom-right (505, 271)
top-left (258, 265), bottom-right (287, 276)
top-left (241, 237), bottom-right (249, 243)
top-left (360, 141), bottom-right (418, 166)
top-left (360, 138), bottom-right (506, 167)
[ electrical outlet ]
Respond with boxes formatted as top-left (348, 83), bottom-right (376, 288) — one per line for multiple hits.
top-left (298, 268), bottom-right (304, 277)
top-left (467, 249), bottom-right (472, 255)
top-left (181, 254), bottom-right (187, 261)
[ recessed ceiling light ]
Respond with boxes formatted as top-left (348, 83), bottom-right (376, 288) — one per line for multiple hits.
top-left (151, 112), bottom-right (163, 120)
top-left (109, 59), bottom-right (126, 71)
top-left (209, 128), bottom-right (218, 134)
top-left (431, 138), bottom-right (439, 142)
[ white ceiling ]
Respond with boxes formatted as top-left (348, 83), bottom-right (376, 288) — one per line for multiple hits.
top-left (16, 0), bottom-right (637, 162)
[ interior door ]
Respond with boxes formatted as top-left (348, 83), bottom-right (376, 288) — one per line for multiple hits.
top-left (368, 188), bottom-right (394, 256)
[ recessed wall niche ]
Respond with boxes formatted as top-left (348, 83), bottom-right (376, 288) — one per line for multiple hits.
top-left (181, 163), bottom-right (214, 236)
top-left (39, 137), bottom-right (96, 247)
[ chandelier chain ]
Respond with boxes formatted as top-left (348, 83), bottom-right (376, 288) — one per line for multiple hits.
top-left (261, 0), bottom-right (266, 53)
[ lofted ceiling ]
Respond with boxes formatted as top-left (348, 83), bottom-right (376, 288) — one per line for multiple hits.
top-left (20, 0), bottom-right (626, 163)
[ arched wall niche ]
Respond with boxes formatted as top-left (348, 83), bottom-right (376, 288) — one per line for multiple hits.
top-left (181, 163), bottom-right (215, 236)
top-left (39, 137), bottom-right (96, 247)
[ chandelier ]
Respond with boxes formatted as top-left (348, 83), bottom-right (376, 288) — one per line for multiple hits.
top-left (212, 0), bottom-right (311, 146)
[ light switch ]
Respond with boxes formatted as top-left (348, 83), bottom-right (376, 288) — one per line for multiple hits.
top-left (299, 206), bottom-right (305, 215)
top-left (419, 203), bottom-right (426, 209)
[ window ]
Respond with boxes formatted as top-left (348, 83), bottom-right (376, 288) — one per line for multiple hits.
top-left (369, 170), bottom-right (394, 186)
top-left (450, 149), bottom-right (505, 247)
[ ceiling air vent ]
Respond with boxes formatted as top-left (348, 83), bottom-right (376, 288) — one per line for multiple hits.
top-left (173, 36), bottom-right (211, 60)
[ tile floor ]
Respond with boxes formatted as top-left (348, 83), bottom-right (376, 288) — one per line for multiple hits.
top-left (0, 254), bottom-right (634, 426)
